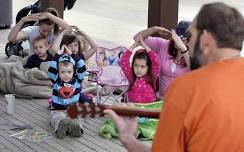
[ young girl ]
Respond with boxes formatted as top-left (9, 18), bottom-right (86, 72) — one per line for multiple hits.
top-left (120, 36), bottom-right (160, 103)
top-left (52, 26), bottom-right (97, 60)
top-left (133, 21), bottom-right (191, 98)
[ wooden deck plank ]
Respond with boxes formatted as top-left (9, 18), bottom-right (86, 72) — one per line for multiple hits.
top-left (0, 94), bottom-right (130, 152)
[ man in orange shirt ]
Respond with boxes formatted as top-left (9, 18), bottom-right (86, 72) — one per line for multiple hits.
top-left (104, 2), bottom-right (244, 152)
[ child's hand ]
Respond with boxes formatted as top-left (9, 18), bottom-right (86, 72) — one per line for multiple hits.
top-left (129, 37), bottom-right (140, 51)
top-left (138, 35), bottom-right (151, 52)
top-left (64, 45), bottom-right (73, 55)
top-left (171, 30), bottom-right (187, 52)
top-left (59, 45), bottom-right (72, 55)
top-left (59, 45), bottom-right (65, 55)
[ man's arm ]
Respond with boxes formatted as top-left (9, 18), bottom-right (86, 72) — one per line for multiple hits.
top-left (42, 12), bottom-right (69, 30)
top-left (120, 135), bottom-right (151, 152)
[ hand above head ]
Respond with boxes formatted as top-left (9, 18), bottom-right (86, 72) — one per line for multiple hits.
top-left (59, 45), bottom-right (72, 55)
top-left (35, 12), bottom-right (51, 20)
top-left (69, 25), bottom-right (80, 33)
top-left (20, 13), bottom-right (41, 23)
top-left (138, 35), bottom-right (151, 52)
top-left (64, 45), bottom-right (73, 55)
top-left (171, 29), bottom-right (187, 52)
top-left (154, 26), bottom-right (171, 36)
top-left (129, 37), bottom-right (140, 51)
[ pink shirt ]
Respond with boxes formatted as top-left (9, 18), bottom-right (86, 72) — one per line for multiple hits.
top-left (120, 50), bottom-right (160, 103)
top-left (144, 37), bottom-right (190, 97)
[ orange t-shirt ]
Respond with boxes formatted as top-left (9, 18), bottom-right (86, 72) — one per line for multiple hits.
top-left (152, 58), bottom-right (244, 152)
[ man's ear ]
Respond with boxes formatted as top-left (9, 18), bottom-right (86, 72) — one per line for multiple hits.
top-left (200, 29), bottom-right (217, 56)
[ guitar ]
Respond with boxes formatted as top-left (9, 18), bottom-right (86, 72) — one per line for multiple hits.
top-left (67, 102), bottom-right (161, 119)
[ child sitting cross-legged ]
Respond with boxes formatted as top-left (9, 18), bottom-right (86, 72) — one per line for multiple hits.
top-left (24, 35), bottom-right (53, 69)
top-left (48, 44), bottom-right (89, 139)
top-left (120, 35), bottom-right (160, 103)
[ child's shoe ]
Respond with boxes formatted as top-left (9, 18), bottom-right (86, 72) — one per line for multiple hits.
top-left (56, 118), bottom-right (72, 139)
top-left (69, 121), bottom-right (84, 137)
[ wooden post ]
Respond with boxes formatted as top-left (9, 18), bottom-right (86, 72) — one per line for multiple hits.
top-left (148, 0), bottom-right (178, 32)
top-left (41, 0), bottom-right (64, 18)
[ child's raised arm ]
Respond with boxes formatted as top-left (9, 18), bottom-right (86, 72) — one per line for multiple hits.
top-left (129, 38), bottom-right (140, 51)
top-left (138, 35), bottom-right (151, 52)
top-left (48, 54), bottom-right (60, 83)
top-left (71, 26), bottom-right (97, 60)
top-left (51, 27), bottom-right (74, 55)
top-left (71, 54), bottom-right (86, 83)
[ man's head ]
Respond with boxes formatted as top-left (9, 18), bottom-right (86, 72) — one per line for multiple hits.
top-left (32, 36), bottom-right (49, 58)
top-left (188, 2), bottom-right (244, 70)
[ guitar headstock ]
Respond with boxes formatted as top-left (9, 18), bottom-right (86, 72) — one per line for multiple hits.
top-left (67, 102), bottom-right (104, 119)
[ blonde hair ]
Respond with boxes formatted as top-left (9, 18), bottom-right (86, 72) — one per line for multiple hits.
top-left (32, 35), bottom-right (48, 46)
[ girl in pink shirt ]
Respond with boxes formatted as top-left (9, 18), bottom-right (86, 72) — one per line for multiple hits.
top-left (134, 21), bottom-right (191, 98)
top-left (120, 36), bottom-right (160, 103)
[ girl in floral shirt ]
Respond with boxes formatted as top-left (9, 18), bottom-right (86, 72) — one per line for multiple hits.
top-left (120, 36), bottom-right (160, 103)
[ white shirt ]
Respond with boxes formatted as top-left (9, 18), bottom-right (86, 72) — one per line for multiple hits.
top-left (21, 26), bottom-right (57, 55)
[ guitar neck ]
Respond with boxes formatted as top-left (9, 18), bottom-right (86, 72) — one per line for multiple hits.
top-left (99, 104), bottom-right (161, 119)
top-left (67, 102), bottom-right (161, 119)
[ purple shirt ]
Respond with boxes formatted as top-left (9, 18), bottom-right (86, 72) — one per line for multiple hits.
top-left (144, 36), bottom-right (190, 97)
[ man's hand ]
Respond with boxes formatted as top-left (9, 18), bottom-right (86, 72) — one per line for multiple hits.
top-left (103, 103), bottom-right (138, 142)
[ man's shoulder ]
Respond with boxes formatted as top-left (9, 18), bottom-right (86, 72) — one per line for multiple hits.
top-left (171, 58), bottom-right (244, 88)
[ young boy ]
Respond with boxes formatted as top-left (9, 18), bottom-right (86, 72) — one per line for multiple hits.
top-left (24, 36), bottom-right (53, 69)
top-left (48, 47), bottom-right (87, 139)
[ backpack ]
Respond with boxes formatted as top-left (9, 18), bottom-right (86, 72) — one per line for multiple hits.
top-left (5, 42), bottom-right (24, 57)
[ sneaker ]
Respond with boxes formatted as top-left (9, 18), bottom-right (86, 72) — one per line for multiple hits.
top-left (56, 118), bottom-right (72, 139)
top-left (69, 121), bottom-right (84, 137)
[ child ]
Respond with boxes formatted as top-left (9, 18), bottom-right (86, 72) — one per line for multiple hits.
top-left (120, 36), bottom-right (160, 103)
top-left (52, 26), bottom-right (97, 60)
top-left (48, 46), bottom-right (88, 139)
top-left (24, 36), bottom-right (53, 69)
